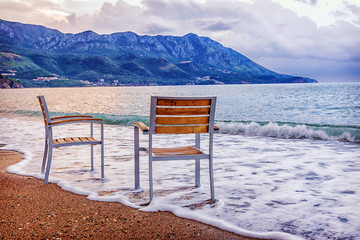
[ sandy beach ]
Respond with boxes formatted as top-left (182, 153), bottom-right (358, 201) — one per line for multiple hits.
top-left (0, 149), bottom-right (259, 240)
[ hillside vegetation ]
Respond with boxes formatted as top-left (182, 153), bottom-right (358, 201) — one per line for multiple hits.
top-left (0, 19), bottom-right (317, 86)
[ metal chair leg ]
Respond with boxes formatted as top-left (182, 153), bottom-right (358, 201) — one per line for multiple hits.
top-left (195, 133), bottom-right (201, 187)
top-left (44, 144), bottom-right (53, 184)
top-left (195, 159), bottom-right (200, 187)
top-left (41, 139), bottom-right (48, 174)
top-left (149, 135), bottom-right (153, 201)
top-left (90, 145), bottom-right (94, 171)
top-left (90, 122), bottom-right (94, 171)
top-left (101, 122), bottom-right (104, 179)
top-left (209, 157), bottom-right (215, 202)
top-left (149, 158), bottom-right (153, 202)
top-left (134, 126), bottom-right (140, 189)
top-left (209, 133), bottom-right (215, 202)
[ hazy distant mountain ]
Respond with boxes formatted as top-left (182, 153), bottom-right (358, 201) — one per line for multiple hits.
top-left (0, 19), bottom-right (317, 86)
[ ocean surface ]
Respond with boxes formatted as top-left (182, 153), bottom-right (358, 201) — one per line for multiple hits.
top-left (0, 83), bottom-right (359, 240)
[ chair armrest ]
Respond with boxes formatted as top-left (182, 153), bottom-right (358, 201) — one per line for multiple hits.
top-left (134, 122), bottom-right (149, 133)
top-left (51, 115), bottom-right (93, 120)
top-left (50, 118), bottom-right (103, 126)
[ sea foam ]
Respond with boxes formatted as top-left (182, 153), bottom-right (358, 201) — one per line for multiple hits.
top-left (218, 121), bottom-right (358, 142)
top-left (1, 116), bottom-right (359, 240)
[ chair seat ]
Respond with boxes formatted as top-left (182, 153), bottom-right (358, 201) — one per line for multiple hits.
top-left (53, 137), bottom-right (98, 146)
top-left (152, 146), bottom-right (204, 156)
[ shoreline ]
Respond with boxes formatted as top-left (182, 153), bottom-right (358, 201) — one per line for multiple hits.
top-left (0, 149), bottom-right (260, 239)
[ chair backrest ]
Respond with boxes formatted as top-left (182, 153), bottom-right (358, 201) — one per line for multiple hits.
top-left (149, 96), bottom-right (216, 134)
top-left (37, 95), bottom-right (51, 126)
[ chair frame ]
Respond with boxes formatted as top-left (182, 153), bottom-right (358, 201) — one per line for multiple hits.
top-left (37, 95), bottom-right (104, 184)
top-left (134, 96), bottom-right (218, 202)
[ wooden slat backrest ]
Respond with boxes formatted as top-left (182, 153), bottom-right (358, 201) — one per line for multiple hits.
top-left (37, 96), bottom-right (51, 126)
top-left (156, 107), bottom-right (210, 116)
top-left (150, 96), bottom-right (216, 134)
top-left (156, 116), bottom-right (209, 125)
top-left (157, 99), bottom-right (211, 106)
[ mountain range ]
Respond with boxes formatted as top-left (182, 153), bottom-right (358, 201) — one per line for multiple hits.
top-left (0, 19), bottom-right (317, 86)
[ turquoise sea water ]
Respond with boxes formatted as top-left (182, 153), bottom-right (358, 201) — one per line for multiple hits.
top-left (0, 83), bottom-right (359, 239)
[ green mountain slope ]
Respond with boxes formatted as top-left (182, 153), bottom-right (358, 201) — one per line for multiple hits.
top-left (0, 19), bottom-right (317, 85)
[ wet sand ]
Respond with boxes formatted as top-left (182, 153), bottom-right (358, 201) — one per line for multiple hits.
top-left (0, 149), bottom-right (260, 239)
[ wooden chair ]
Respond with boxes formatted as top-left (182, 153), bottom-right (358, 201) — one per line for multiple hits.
top-left (37, 95), bottom-right (104, 184)
top-left (134, 96), bottom-right (218, 202)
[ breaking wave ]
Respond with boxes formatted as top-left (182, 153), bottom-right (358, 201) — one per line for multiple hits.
top-left (217, 121), bottom-right (360, 143)
top-left (2, 110), bottom-right (359, 143)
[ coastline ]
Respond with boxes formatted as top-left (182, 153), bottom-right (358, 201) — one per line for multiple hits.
top-left (0, 149), bottom-right (260, 240)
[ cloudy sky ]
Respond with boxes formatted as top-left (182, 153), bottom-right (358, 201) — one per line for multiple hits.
top-left (1, 0), bottom-right (359, 82)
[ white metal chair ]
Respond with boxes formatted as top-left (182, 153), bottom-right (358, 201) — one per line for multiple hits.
top-left (134, 96), bottom-right (218, 202)
top-left (37, 95), bottom-right (104, 184)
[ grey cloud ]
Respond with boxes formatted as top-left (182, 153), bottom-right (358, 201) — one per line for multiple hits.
top-left (143, 22), bottom-right (174, 34)
top-left (345, 1), bottom-right (360, 25)
top-left (257, 56), bottom-right (360, 82)
top-left (202, 21), bottom-right (232, 31)
top-left (143, 0), bottom-right (205, 20)
top-left (346, 2), bottom-right (360, 15)
top-left (32, 0), bottom-right (60, 9)
top-left (192, 18), bottom-right (233, 31)
top-left (294, 0), bottom-right (317, 5)
top-left (0, 1), bottom-right (37, 22)
top-left (66, 13), bottom-right (77, 26)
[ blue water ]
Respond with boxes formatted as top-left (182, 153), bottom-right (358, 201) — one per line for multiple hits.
top-left (0, 82), bottom-right (359, 240)
top-left (2, 83), bottom-right (359, 142)
top-left (0, 83), bottom-right (360, 142)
